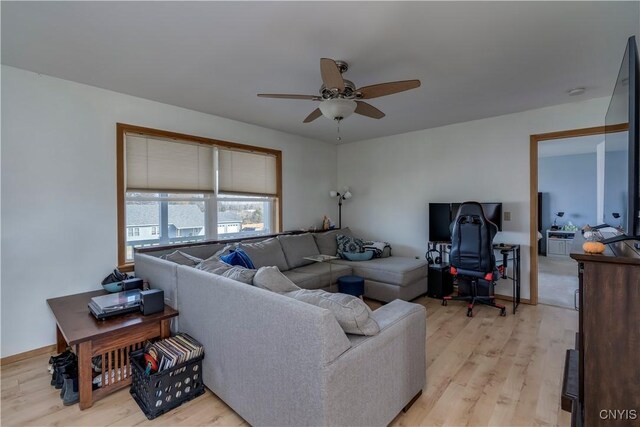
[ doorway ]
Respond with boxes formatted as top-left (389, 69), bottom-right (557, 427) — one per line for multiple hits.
top-left (536, 134), bottom-right (605, 307)
top-left (529, 124), bottom-right (626, 306)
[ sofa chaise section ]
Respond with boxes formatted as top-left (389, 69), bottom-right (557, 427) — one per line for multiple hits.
top-left (334, 256), bottom-right (428, 302)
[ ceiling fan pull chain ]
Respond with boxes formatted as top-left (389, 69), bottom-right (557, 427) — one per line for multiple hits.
top-left (336, 118), bottom-right (342, 141)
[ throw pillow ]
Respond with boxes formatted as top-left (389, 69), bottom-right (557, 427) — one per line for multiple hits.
top-left (314, 227), bottom-right (353, 256)
top-left (195, 258), bottom-right (233, 275)
top-left (220, 248), bottom-right (255, 269)
top-left (277, 233), bottom-right (321, 269)
top-left (336, 234), bottom-right (365, 258)
top-left (160, 250), bottom-right (203, 266)
top-left (253, 266), bottom-right (301, 293)
top-left (285, 289), bottom-right (380, 336)
top-left (220, 266), bottom-right (257, 285)
top-left (211, 244), bottom-right (233, 259)
top-left (237, 238), bottom-right (289, 271)
top-left (343, 250), bottom-right (375, 261)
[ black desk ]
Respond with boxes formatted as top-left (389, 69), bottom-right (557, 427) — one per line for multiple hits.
top-left (493, 243), bottom-right (521, 314)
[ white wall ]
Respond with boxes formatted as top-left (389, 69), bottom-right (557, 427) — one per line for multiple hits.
top-left (1, 66), bottom-right (337, 357)
top-left (337, 96), bottom-right (609, 300)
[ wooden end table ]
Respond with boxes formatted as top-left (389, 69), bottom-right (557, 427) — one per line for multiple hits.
top-left (47, 289), bottom-right (178, 410)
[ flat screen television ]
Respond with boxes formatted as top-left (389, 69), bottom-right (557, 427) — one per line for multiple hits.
top-left (603, 35), bottom-right (639, 242)
top-left (429, 202), bottom-right (502, 242)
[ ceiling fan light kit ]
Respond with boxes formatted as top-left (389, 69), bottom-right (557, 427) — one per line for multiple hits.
top-left (319, 98), bottom-right (357, 121)
top-left (257, 58), bottom-right (421, 127)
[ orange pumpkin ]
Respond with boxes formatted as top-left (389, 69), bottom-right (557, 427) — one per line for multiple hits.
top-left (583, 241), bottom-right (605, 254)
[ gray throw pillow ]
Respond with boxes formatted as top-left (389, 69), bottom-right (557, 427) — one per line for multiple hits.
top-left (277, 233), bottom-right (321, 269)
top-left (253, 266), bottom-right (301, 293)
top-left (285, 289), bottom-right (380, 336)
top-left (313, 227), bottom-right (352, 255)
top-left (160, 250), bottom-right (203, 266)
top-left (221, 266), bottom-right (257, 285)
top-left (237, 238), bottom-right (289, 271)
top-left (195, 257), bottom-right (233, 275)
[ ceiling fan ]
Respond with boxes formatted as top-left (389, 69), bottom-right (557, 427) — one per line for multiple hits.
top-left (258, 58), bottom-right (421, 124)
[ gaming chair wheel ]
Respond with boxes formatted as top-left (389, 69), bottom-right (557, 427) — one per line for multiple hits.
top-left (500, 308), bottom-right (506, 317)
top-left (442, 300), bottom-right (447, 306)
top-left (467, 308), bottom-right (473, 317)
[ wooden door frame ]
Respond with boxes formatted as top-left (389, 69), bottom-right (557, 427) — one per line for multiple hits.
top-left (529, 124), bottom-right (627, 304)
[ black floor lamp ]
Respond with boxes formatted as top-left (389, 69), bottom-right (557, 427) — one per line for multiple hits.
top-left (329, 188), bottom-right (352, 229)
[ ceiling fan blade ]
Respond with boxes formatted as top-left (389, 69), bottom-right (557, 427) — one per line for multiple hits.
top-left (355, 101), bottom-right (385, 119)
top-left (320, 58), bottom-right (345, 91)
top-left (357, 79), bottom-right (421, 99)
top-left (303, 108), bottom-right (323, 123)
top-left (258, 94), bottom-right (320, 100)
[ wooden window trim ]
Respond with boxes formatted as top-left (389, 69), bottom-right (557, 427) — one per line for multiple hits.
top-left (117, 123), bottom-right (283, 271)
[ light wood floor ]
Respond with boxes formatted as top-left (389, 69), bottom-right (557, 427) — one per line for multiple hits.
top-left (1, 297), bottom-right (577, 426)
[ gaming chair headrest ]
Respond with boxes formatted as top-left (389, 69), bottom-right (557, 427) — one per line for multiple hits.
top-left (449, 201), bottom-right (498, 275)
top-left (452, 201), bottom-right (498, 235)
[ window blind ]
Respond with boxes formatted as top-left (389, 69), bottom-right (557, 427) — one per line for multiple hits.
top-left (126, 135), bottom-right (214, 193)
top-left (218, 148), bottom-right (277, 196)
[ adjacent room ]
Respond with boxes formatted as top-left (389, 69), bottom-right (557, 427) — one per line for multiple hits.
top-left (2, 2), bottom-right (639, 426)
top-left (537, 135), bottom-right (602, 308)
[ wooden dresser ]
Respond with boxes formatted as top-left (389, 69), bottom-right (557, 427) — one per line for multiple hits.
top-left (563, 234), bottom-right (640, 426)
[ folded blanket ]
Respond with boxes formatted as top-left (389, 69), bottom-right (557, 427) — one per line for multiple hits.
top-left (363, 241), bottom-right (391, 258)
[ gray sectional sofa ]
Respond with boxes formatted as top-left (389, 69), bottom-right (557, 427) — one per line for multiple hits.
top-left (134, 229), bottom-right (428, 426)
top-left (137, 228), bottom-right (429, 303)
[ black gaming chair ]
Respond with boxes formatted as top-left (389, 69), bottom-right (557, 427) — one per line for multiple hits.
top-left (442, 201), bottom-right (506, 317)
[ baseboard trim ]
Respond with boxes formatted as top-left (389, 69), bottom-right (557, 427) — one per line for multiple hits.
top-left (495, 294), bottom-right (532, 305)
top-left (1, 344), bottom-right (56, 366)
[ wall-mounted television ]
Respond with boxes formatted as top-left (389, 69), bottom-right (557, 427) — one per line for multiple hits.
top-left (603, 35), bottom-right (639, 243)
top-left (429, 202), bottom-right (502, 242)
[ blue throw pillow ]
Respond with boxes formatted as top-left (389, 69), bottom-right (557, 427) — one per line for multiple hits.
top-left (220, 248), bottom-right (255, 269)
top-left (343, 251), bottom-right (375, 261)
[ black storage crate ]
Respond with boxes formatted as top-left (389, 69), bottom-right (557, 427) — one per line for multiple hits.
top-left (129, 349), bottom-right (205, 419)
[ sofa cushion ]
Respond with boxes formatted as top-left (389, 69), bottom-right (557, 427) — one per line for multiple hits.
top-left (221, 266), bottom-right (257, 285)
top-left (336, 235), bottom-right (366, 258)
top-left (220, 248), bottom-right (255, 269)
top-left (333, 257), bottom-right (428, 287)
top-left (285, 289), bottom-right (380, 336)
top-left (291, 262), bottom-right (353, 287)
top-left (195, 258), bottom-right (233, 275)
top-left (160, 250), bottom-right (203, 266)
top-left (313, 227), bottom-right (353, 256)
top-left (253, 266), bottom-right (301, 293)
top-left (277, 233), bottom-right (320, 269)
top-left (237, 238), bottom-right (289, 271)
top-left (282, 270), bottom-right (322, 290)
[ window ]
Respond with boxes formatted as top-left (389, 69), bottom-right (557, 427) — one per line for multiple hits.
top-left (117, 124), bottom-right (282, 268)
top-left (217, 195), bottom-right (275, 239)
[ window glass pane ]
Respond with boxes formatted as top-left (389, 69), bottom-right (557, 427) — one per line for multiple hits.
top-left (168, 200), bottom-right (206, 243)
top-left (125, 192), bottom-right (208, 262)
top-left (125, 201), bottom-right (161, 262)
top-left (217, 196), bottom-right (273, 239)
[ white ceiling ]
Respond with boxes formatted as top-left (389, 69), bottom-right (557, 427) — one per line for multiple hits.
top-left (2, 1), bottom-right (638, 143)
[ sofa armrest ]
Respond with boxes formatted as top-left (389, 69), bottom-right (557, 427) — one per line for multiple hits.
top-left (323, 299), bottom-right (426, 426)
top-left (372, 299), bottom-right (426, 330)
top-left (134, 253), bottom-right (178, 308)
